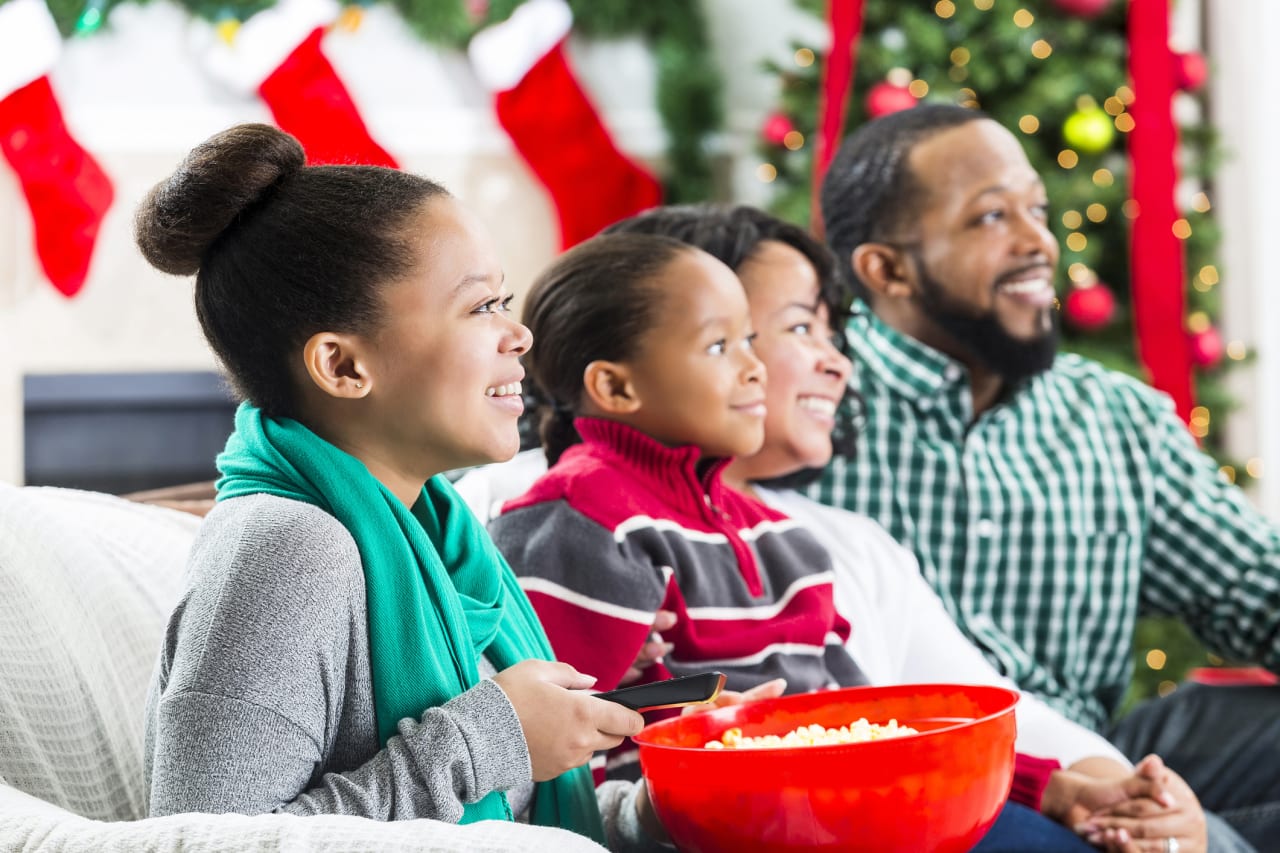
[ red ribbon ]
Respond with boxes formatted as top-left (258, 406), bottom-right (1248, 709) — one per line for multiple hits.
top-left (1127, 0), bottom-right (1193, 422)
top-left (810, 0), bottom-right (864, 237)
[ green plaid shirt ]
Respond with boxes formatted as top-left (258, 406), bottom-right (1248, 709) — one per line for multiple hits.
top-left (810, 303), bottom-right (1280, 729)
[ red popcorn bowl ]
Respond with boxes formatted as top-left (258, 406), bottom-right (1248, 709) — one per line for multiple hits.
top-left (633, 683), bottom-right (1018, 853)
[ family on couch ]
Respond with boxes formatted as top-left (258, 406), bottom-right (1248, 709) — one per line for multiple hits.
top-left (5, 104), bottom-right (1279, 852)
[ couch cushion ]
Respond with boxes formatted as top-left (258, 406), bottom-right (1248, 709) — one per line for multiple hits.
top-left (0, 485), bottom-right (199, 821)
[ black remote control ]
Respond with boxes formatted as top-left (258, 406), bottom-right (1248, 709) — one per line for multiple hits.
top-left (595, 671), bottom-right (727, 712)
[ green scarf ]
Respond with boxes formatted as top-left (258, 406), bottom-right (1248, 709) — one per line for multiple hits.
top-left (215, 403), bottom-right (604, 841)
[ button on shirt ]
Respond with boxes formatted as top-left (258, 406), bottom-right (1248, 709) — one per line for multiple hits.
top-left (810, 302), bottom-right (1280, 730)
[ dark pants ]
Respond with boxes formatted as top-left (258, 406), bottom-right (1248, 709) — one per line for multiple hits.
top-left (1108, 682), bottom-right (1280, 852)
top-left (969, 801), bottom-right (1094, 853)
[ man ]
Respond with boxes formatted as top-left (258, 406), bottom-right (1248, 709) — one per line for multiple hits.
top-left (813, 104), bottom-right (1280, 849)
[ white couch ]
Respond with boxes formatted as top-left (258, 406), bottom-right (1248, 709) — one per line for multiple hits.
top-left (0, 483), bottom-right (605, 852)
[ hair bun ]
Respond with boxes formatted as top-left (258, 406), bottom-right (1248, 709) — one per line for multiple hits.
top-left (134, 123), bottom-right (306, 276)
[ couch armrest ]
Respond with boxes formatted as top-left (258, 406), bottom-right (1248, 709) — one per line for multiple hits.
top-left (0, 784), bottom-right (606, 852)
top-left (122, 481), bottom-right (218, 517)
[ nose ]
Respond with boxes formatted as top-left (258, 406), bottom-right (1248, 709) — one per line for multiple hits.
top-left (817, 339), bottom-right (853, 385)
top-left (739, 344), bottom-right (766, 388)
top-left (1013, 208), bottom-right (1058, 261)
top-left (504, 317), bottom-right (532, 356)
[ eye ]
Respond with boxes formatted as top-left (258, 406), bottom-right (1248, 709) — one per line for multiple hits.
top-left (788, 322), bottom-right (813, 336)
top-left (974, 208), bottom-right (1005, 226)
top-left (707, 339), bottom-right (727, 356)
top-left (473, 294), bottom-right (515, 315)
top-left (743, 333), bottom-right (758, 351)
top-left (1029, 202), bottom-right (1050, 221)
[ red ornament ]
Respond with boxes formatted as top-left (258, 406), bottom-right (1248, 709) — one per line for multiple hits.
top-left (1051, 0), bottom-right (1113, 17)
top-left (865, 82), bottom-right (917, 119)
top-left (1064, 282), bottom-right (1117, 331)
top-left (1190, 326), bottom-right (1224, 368)
top-left (762, 112), bottom-right (795, 146)
top-left (1173, 51), bottom-right (1208, 93)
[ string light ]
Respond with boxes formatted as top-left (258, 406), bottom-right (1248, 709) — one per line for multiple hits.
top-left (936, 0), bottom-right (956, 18)
top-left (1173, 218), bottom-right (1193, 239)
top-left (1227, 340), bottom-right (1248, 361)
top-left (950, 66), bottom-right (970, 82)
top-left (1198, 265), bottom-right (1220, 286)
top-left (1068, 262), bottom-right (1091, 282)
top-left (1103, 96), bottom-right (1126, 116)
top-left (1092, 168), bottom-right (1114, 187)
top-left (909, 79), bottom-right (931, 97)
top-left (1191, 192), bottom-right (1212, 212)
top-left (74, 0), bottom-right (108, 35)
top-left (1115, 113), bottom-right (1136, 132)
top-left (1058, 150), bottom-right (1079, 169)
top-left (1013, 9), bottom-right (1035, 28)
top-left (1190, 406), bottom-right (1211, 439)
top-left (794, 48), bottom-right (815, 67)
top-left (1146, 649), bottom-right (1167, 670)
top-left (1220, 465), bottom-right (1237, 484)
top-left (1066, 232), bottom-right (1088, 251)
top-left (951, 47), bottom-right (972, 66)
top-left (1075, 94), bottom-right (1096, 111)
top-left (887, 67), bottom-right (914, 87)
top-left (1116, 85), bottom-right (1136, 104)
top-left (1086, 203), bottom-right (1108, 223)
top-left (1018, 115), bottom-right (1040, 134)
top-left (756, 163), bottom-right (778, 183)
top-left (1122, 199), bottom-right (1141, 219)
top-left (1187, 311), bottom-right (1211, 333)
top-left (1062, 210), bottom-right (1083, 229)
top-left (1247, 458), bottom-right (1265, 479)
top-left (338, 5), bottom-right (364, 31)
top-left (1031, 39), bottom-right (1052, 59)
top-left (783, 131), bottom-right (805, 150)
top-left (974, 0), bottom-right (994, 9)
top-left (1158, 681), bottom-right (1178, 697)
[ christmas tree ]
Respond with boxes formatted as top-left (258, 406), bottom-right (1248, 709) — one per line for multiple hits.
top-left (759, 0), bottom-right (1234, 711)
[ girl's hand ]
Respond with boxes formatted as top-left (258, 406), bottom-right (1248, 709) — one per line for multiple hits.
top-left (1044, 755), bottom-right (1175, 828)
top-left (681, 677), bottom-right (786, 716)
top-left (618, 610), bottom-right (677, 686)
top-left (493, 660), bottom-right (644, 781)
top-left (1075, 757), bottom-right (1207, 853)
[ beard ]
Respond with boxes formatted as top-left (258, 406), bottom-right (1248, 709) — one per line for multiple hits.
top-left (914, 261), bottom-right (1059, 387)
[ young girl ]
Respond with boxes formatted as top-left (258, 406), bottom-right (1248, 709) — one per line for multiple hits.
top-left (136, 123), bottom-right (669, 852)
top-left (477, 212), bottom-right (1197, 853)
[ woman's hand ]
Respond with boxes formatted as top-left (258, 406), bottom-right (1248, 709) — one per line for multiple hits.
top-left (493, 660), bottom-right (644, 781)
top-left (1075, 756), bottom-right (1207, 853)
top-left (1042, 755), bottom-right (1175, 828)
top-left (618, 610), bottom-right (677, 686)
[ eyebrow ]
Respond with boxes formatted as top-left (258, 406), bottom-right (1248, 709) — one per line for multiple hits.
top-left (450, 272), bottom-right (504, 300)
top-left (968, 178), bottom-right (1047, 204)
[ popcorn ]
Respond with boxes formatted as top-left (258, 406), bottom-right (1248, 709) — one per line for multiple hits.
top-left (703, 718), bottom-right (919, 749)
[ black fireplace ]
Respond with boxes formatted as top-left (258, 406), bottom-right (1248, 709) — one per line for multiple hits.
top-left (24, 371), bottom-right (238, 494)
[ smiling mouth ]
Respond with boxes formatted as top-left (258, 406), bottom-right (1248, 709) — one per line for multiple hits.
top-left (485, 381), bottom-right (522, 397)
top-left (798, 396), bottom-right (837, 416)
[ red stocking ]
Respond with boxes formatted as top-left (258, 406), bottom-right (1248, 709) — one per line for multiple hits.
top-left (202, 0), bottom-right (397, 168)
top-left (0, 0), bottom-right (115, 298)
top-left (469, 0), bottom-right (662, 249)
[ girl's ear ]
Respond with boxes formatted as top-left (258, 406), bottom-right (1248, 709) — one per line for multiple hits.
top-left (582, 360), bottom-right (641, 414)
top-left (302, 332), bottom-right (371, 399)
top-left (851, 243), bottom-right (916, 301)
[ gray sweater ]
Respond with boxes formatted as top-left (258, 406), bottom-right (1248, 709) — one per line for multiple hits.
top-left (143, 494), bottom-right (663, 851)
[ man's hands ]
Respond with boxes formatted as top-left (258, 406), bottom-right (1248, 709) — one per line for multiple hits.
top-left (492, 660), bottom-right (644, 781)
top-left (1043, 754), bottom-right (1207, 853)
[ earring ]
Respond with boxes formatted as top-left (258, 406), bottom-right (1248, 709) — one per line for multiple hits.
top-left (355, 381), bottom-right (364, 389)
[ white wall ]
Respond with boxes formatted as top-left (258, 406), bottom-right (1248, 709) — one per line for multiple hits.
top-left (0, 0), bottom-right (821, 485)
